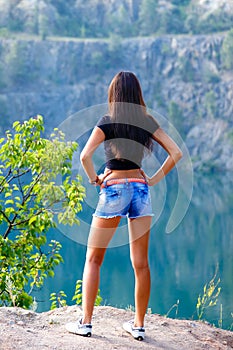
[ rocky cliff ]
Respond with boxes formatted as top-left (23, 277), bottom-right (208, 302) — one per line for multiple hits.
top-left (0, 306), bottom-right (233, 350)
top-left (0, 32), bottom-right (232, 175)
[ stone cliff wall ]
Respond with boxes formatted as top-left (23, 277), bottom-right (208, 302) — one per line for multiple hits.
top-left (0, 33), bottom-right (232, 174)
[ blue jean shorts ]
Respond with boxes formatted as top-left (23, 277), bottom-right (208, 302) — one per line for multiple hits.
top-left (94, 180), bottom-right (154, 219)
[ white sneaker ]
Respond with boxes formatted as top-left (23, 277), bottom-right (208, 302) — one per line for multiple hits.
top-left (65, 318), bottom-right (92, 337)
top-left (123, 320), bottom-right (145, 341)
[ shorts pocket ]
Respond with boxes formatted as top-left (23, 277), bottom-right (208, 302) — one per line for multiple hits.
top-left (99, 187), bottom-right (122, 208)
top-left (137, 187), bottom-right (150, 205)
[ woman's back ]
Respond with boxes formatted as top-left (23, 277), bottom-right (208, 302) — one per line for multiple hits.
top-left (97, 111), bottom-right (160, 170)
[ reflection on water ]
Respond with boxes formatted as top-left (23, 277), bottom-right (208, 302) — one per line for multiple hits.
top-left (38, 174), bottom-right (233, 330)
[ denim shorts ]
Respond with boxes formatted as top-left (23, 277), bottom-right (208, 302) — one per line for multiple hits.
top-left (94, 180), bottom-right (154, 219)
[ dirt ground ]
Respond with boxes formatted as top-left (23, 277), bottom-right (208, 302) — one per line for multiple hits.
top-left (0, 305), bottom-right (232, 350)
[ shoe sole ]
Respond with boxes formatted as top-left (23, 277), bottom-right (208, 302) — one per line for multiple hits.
top-left (131, 331), bottom-right (144, 341)
top-left (123, 325), bottom-right (145, 341)
top-left (65, 324), bottom-right (92, 337)
top-left (67, 330), bottom-right (92, 337)
top-left (80, 332), bottom-right (92, 337)
top-left (135, 335), bottom-right (144, 341)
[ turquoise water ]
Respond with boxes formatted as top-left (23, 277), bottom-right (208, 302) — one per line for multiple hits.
top-left (37, 174), bottom-right (233, 331)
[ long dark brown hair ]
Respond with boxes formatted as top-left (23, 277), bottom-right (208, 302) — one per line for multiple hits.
top-left (107, 71), bottom-right (153, 155)
top-left (108, 71), bottom-right (146, 108)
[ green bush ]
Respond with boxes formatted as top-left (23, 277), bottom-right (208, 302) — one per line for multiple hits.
top-left (0, 116), bottom-right (85, 308)
top-left (50, 279), bottom-right (102, 310)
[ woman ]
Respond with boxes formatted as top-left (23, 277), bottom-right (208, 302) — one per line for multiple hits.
top-left (66, 71), bottom-right (182, 341)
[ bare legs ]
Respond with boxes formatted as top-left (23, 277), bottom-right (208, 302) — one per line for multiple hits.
top-left (128, 216), bottom-right (152, 327)
top-left (81, 215), bottom-right (152, 327)
top-left (82, 216), bottom-right (121, 324)
top-left (81, 246), bottom-right (105, 324)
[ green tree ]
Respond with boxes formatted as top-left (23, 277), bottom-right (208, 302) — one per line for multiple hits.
top-left (0, 116), bottom-right (85, 308)
top-left (138, 0), bottom-right (159, 35)
top-left (159, 6), bottom-right (187, 34)
top-left (221, 29), bottom-right (233, 70)
top-left (108, 5), bottom-right (134, 37)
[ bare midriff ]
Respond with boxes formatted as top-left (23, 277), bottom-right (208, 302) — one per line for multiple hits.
top-left (104, 168), bottom-right (145, 181)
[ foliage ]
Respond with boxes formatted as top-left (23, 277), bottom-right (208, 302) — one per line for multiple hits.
top-left (0, 116), bottom-right (85, 309)
top-left (163, 270), bottom-right (225, 329)
top-left (218, 303), bottom-right (223, 329)
top-left (72, 279), bottom-right (102, 306)
top-left (138, 0), bottom-right (159, 36)
top-left (221, 29), bottom-right (233, 70)
top-left (50, 279), bottom-right (103, 310)
top-left (71, 279), bottom-right (83, 306)
top-left (158, 6), bottom-right (187, 34)
top-left (196, 269), bottom-right (221, 321)
top-left (50, 290), bottom-right (67, 309)
top-left (165, 299), bottom-right (180, 318)
top-left (108, 5), bottom-right (134, 38)
top-left (185, 6), bottom-right (233, 35)
top-left (1, 1), bottom-right (232, 39)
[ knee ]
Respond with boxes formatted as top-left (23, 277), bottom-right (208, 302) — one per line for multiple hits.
top-left (131, 258), bottom-right (149, 272)
top-left (85, 250), bottom-right (105, 267)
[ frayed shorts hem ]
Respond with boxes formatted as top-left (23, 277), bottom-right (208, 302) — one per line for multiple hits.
top-left (94, 181), bottom-right (154, 219)
top-left (92, 213), bottom-right (154, 219)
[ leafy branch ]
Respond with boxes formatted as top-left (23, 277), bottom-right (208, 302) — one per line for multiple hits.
top-left (50, 279), bottom-right (103, 310)
top-left (0, 116), bottom-right (85, 309)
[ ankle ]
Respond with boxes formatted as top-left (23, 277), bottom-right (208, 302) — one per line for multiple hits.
top-left (82, 316), bottom-right (92, 325)
top-left (134, 319), bottom-right (144, 328)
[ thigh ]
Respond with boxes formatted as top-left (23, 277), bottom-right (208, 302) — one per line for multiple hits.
top-left (128, 216), bottom-right (152, 268)
top-left (87, 216), bottom-right (121, 249)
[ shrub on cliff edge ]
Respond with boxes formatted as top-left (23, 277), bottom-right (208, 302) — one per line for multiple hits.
top-left (0, 116), bottom-right (85, 309)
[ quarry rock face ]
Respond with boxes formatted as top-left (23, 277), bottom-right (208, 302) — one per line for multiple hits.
top-left (0, 1), bottom-right (233, 173)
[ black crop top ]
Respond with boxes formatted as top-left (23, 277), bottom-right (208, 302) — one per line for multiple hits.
top-left (96, 114), bottom-right (160, 170)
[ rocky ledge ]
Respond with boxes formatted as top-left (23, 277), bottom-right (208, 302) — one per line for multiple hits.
top-left (0, 306), bottom-right (232, 350)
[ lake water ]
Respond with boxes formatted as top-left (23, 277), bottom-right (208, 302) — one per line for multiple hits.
top-left (37, 173), bottom-right (233, 331)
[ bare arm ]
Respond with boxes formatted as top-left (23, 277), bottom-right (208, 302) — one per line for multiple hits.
top-left (80, 127), bottom-right (105, 183)
top-left (143, 128), bottom-right (183, 186)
